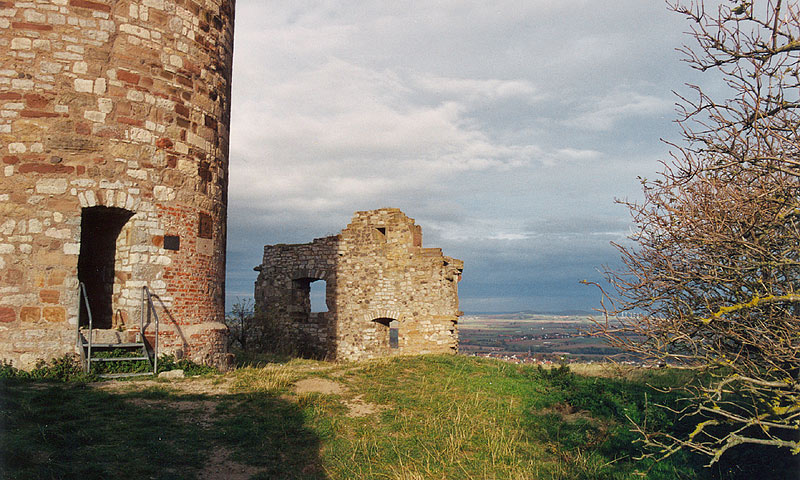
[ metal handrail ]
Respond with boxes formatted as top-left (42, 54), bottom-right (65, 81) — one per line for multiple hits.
top-left (78, 282), bottom-right (93, 373)
top-left (141, 286), bottom-right (160, 374)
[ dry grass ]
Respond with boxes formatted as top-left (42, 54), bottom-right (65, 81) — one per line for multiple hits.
top-left (230, 364), bottom-right (297, 393)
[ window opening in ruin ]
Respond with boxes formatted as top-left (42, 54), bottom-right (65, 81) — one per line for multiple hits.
top-left (373, 317), bottom-right (399, 349)
top-left (389, 320), bottom-right (399, 349)
top-left (375, 227), bottom-right (386, 242)
top-left (310, 279), bottom-right (327, 313)
top-left (78, 206), bottom-right (134, 329)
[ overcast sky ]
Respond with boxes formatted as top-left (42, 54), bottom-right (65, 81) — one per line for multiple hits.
top-left (225, 0), bottom-right (706, 313)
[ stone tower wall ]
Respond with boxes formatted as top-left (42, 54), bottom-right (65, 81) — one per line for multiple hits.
top-left (254, 208), bottom-right (463, 362)
top-left (0, 0), bottom-right (234, 368)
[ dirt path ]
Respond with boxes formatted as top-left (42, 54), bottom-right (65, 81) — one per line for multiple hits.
top-left (293, 377), bottom-right (382, 417)
top-left (197, 448), bottom-right (263, 480)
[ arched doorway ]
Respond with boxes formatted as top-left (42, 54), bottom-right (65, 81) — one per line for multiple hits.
top-left (77, 206), bottom-right (134, 329)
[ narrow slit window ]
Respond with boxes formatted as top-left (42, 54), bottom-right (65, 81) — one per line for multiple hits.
top-left (389, 320), bottom-right (399, 349)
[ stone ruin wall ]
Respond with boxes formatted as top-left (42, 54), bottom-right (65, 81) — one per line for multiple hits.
top-left (254, 236), bottom-right (339, 357)
top-left (254, 208), bottom-right (464, 361)
top-left (0, 0), bottom-right (235, 368)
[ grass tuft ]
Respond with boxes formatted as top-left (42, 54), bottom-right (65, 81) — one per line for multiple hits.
top-left (230, 365), bottom-right (297, 394)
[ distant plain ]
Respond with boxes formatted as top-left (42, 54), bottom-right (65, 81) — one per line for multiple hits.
top-left (459, 312), bottom-right (626, 361)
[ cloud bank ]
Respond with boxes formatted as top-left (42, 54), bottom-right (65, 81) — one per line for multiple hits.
top-left (226, 1), bottom-right (703, 312)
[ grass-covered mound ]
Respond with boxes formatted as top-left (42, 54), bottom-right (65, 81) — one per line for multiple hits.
top-left (0, 355), bottom-right (794, 479)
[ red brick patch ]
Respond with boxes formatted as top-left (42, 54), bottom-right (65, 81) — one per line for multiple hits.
top-left (116, 70), bottom-right (140, 85)
top-left (174, 103), bottom-right (190, 118)
top-left (39, 290), bottom-right (60, 304)
top-left (21, 110), bottom-right (60, 118)
top-left (24, 94), bottom-right (49, 108)
top-left (19, 164), bottom-right (74, 174)
top-left (176, 75), bottom-right (193, 88)
top-left (12, 22), bottom-right (54, 31)
top-left (0, 92), bottom-right (22, 100)
top-left (0, 307), bottom-right (15, 323)
top-left (117, 116), bottom-right (144, 127)
top-left (75, 122), bottom-right (91, 135)
top-left (68, 0), bottom-right (111, 13)
top-left (156, 137), bottom-right (173, 149)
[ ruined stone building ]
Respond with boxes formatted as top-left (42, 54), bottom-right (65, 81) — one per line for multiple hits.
top-left (254, 209), bottom-right (464, 361)
top-left (0, 0), bottom-right (235, 368)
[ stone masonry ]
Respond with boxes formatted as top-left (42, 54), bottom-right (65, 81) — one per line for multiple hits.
top-left (0, 0), bottom-right (234, 368)
top-left (254, 208), bottom-right (464, 361)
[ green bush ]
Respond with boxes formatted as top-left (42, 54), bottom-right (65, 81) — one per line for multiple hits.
top-left (0, 355), bottom-right (93, 383)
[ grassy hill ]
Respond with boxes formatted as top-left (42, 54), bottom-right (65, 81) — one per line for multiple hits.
top-left (0, 355), bottom-right (794, 479)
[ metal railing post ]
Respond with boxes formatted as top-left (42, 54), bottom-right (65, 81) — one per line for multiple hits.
top-left (79, 282), bottom-right (93, 373)
top-left (140, 286), bottom-right (145, 343)
top-left (142, 286), bottom-right (160, 375)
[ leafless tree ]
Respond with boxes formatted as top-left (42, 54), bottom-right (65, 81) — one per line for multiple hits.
top-left (588, 0), bottom-right (800, 464)
top-left (225, 298), bottom-right (255, 351)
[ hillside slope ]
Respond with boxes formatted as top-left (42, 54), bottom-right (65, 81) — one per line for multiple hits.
top-left (1, 355), bottom-right (794, 479)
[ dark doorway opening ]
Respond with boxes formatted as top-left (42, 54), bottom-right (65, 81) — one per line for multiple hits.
top-left (78, 206), bottom-right (134, 329)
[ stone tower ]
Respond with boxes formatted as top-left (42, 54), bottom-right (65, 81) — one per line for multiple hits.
top-left (0, 0), bottom-right (235, 368)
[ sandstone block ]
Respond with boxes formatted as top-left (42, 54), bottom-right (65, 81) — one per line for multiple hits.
top-left (35, 178), bottom-right (68, 194)
top-left (10, 37), bottom-right (31, 50)
top-left (74, 78), bottom-right (94, 93)
top-left (42, 306), bottom-right (65, 323)
top-left (20, 306), bottom-right (40, 323)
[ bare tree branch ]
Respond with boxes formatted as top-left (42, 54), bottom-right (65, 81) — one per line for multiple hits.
top-left (592, 0), bottom-right (800, 464)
